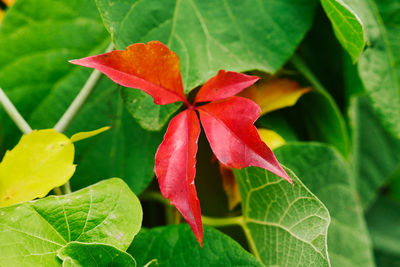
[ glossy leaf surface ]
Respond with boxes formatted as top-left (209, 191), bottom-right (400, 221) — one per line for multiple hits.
top-left (0, 178), bottom-right (142, 266)
top-left (155, 110), bottom-right (202, 245)
top-left (321, 0), bottom-right (365, 61)
top-left (128, 225), bottom-right (262, 267)
top-left (70, 41), bottom-right (186, 105)
top-left (276, 143), bottom-right (375, 267)
top-left (198, 97), bottom-right (290, 182)
top-left (194, 70), bottom-right (259, 103)
top-left (58, 242), bottom-right (137, 267)
top-left (340, 0), bottom-right (400, 137)
top-left (234, 166), bottom-right (331, 266)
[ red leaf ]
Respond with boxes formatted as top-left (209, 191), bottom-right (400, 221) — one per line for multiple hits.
top-left (70, 41), bottom-right (188, 105)
top-left (194, 70), bottom-right (259, 103)
top-left (154, 109), bottom-right (203, 245)
top-left (197, 96), bottom-right (291, 182)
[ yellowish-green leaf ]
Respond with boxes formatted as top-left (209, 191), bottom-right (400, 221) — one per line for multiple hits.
top-left (0, 10), bottom-right (4, 22)
top-left (70, 126), bottom-right (110, 142)
top-left (0, 129), bottom-right (75, 207)
top-left (239, 78), bottom-right (311, 115)
top-left (258, 128), bottom-right (286, 150)
top-left (0, 126), bottom-right (109, 207)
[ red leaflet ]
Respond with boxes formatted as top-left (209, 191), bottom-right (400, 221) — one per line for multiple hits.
top-left (194, 70), bottom-right (260, 103)
top-left (70, 41), bottom-right (187, 105)
top-left (198, 97), bottom-right (291, 182)
top-left (155, 110), bottom-right (203, 245)
top-left (71, 41), bottom-right (291, 246)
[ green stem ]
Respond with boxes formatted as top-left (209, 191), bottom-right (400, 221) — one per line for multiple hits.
top-left (54, 44), bottom-right (114, 132)
top-left (61, 182), bottom-right (72, 194)
top-left (202, 215), bottom-right (244, 227)
top-left (53, 187), bottom-right (63, 196)
top-left (0, 88), bottom-right (32, 134)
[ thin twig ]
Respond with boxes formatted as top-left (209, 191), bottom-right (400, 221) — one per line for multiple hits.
top-left (0, 88), bottom-right (32, 134)
top-left (54, 42), bottom-right (114, 132)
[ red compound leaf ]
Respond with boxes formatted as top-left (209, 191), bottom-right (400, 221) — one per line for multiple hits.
top-left (155, 110), bottom-right (203, 246)
top-left (197, 96), bottom-right (291, 182)
top-left (194, 70), bottom-right (259, 103)
top-left (70, 41), bottom-right (187, 105)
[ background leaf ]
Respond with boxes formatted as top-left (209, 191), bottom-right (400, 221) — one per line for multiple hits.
top-left (321, 0), bottom-right (365, 61)
top-left (348, 96), bottom-right (400, 208)
top-left (0, 178), bottom-right (142, 266)
top-left (275, 143), bottom-right (375, 267)
top-left (337, 0), bottom-right (400, 137)
top-left (234, 166), bottom-right (331, 266)
top-left (0, 0), bottom-right (163, 194)
top-left (57, 242), bottom-right (136, 267)
top-left (95, 0), bottom-right (318, 129)
top-left (128, 224), bottom-right (262, 267)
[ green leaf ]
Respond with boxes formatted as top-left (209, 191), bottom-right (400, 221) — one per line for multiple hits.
top-left (234, 166), bottom-right (331, 266)
top-left (120, 88), bottom-right (180, 131)
top-left (349, 96), bottom-right (400, 208)
top-left (128, 224), bottom-right (262, 267)
top-left (298, 91), bottom-right (350, 157)
top-left (366, 196), bottom-right (400, 257)
top-left (339, 0), bottom-right (400, 137)
top-left (321, 0), bottom-right (365, 61)
top-left (275, 143), bottom-right (375, 267)
top-left (0, 178), bottom-right (142, 266)
top-left (0, 0), bottom-right (162, 194)
top-left (57, 242), bottom-right (136, 267)
top-left (95, 0), bottom-right (317, 128)
top-left (0, 0), bottom-right (109, 145)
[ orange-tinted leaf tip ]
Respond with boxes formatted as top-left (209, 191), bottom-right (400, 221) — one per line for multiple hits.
top-left (70, 41), bottom-right (187, 105)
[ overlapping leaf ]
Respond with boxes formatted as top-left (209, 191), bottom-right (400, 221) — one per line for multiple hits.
top-left (275, 143), bottom-right (375, 267)
top-left (331, 0), bottom-right (400, 137)
top-left (234, 166), bottom-right (331, 266)
top-left (0, 178), bottom-right (142, 266)
top-left (58, 242), bottom-right (137, 267)
top-left (128, 225), bottom-right (262, 267)
top-left (0, 128), bottom-right (108, 207)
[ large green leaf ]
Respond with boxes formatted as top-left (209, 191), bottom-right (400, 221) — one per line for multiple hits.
top-left (234, 166), bottom-right (331, 266)
top-left (58, 242), bottom-right (136, 267)
top-left (0, 0), bottom-right (109, 145)
top-left (128, 224), bottom-right (262, 267)
top-left (275, 143), bottom-right (375, 267)
top-left (0, 0), bottom-right (162, 194)
top-left (321, 0), bottom-right (365, 61)
top-left (0, 178), bottom-right (142, 266)
top-left (95, 0), bottom-right (317, 129)
top-left (337, 0), bottom-right (400, 137)
top-left (349, 96), bottom-right (400, 208)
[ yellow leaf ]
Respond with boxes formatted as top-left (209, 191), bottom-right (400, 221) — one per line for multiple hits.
top-left (70, 126), bottom-right (111, 142)
top-left (3, 0), bottom-right (16, 7)
top-left (258, 128), bottom-right (286, 150)
top-left (0, 10), bottom-right (4, 22)
top-left (0, 129), bottom-right (76, 207)
top-left (239, 78), bottom-right (311, 115)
